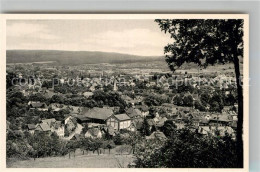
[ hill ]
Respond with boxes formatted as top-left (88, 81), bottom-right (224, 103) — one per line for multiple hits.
top-left (6, 50), bottom-right (163, 65)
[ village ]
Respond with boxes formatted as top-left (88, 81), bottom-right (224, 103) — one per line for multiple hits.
top-left (6, 61), bottom-right (239, 147)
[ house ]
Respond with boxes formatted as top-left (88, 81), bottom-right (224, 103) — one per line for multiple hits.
top-left (135, 105), bottom-right (149, 117)
top-left (27, 124), bottom-right (36, 134)
top-left (129, 118), bottom-right (143, 132)
top-left (198, 126), bottom-right (212, 136)
top-left (85, 128), bottom-right (102, 138)
top-left (153, 112), bottom-right (167, 126)
top-left (175, 123), bottom-right (185, 130)
top-left (231, 121), bottom-right (237, 130)
top-left (51, 121), bottom-right (64, 137)
top-left (213, 126), bottom-right (235, 138)
top-left (208, 117), bottom-right (230, 126)
top-left (199, 119), bottom-right (209, 126)
top-left (50, 103), bottom-right (66, 111)
top-left (128, 122), bottom-right (137, 132)
top-left (192, 118), bottom-right (200, 127)
top-left (41, 118), bottom-right (56, 126)
top-left (103, 125), bottom-right (116, 136)
top-left (80, 107), bottom-right (114, 124)
top-left (156, 117), bottom-right (168, 127)
top-left (125, 107), bottom-right (142, 119)
top-left (106, 114), bottom-right (131, 130)
top-left (76, 115), bottom-right (91, 124)
top-left (83, 91), bottom-right (94, 98)
top-left (88, 123), bottom-right (105, 129)
top-left (121, 95), bottom-right (134, 105)
top-left (35, 123), bottom-right (51, 134)
top-left (42, 90), bottom-right (56, 99)
top-left (147, 119), bottom-right (156, 130)
top-left (28, 101), bottom-right (48, 111)
top-left (230, 111), bottom-right (238, 121)
top-left (67, 106), bottom-right (83, 114)
top-left (64, 116), bottom-right (77, 132)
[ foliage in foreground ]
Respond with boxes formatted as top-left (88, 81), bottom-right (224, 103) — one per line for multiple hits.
top-left (134, 128), bottom-right (238, 168)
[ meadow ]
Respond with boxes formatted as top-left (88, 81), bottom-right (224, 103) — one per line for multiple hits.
top-left (7, 153), bottom-right (134, 168)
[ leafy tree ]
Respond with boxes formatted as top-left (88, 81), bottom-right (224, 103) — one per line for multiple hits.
top-left (224, 93), bottom-right (237, 106)
top-left (6, 72), bottom-right (17, 88)
top-left (113, 133), bottom-right (123, 145)
top-left (173, 95), bottom-right (183, 106)
top-left (125, 131), bottom-right (143, 154)
top-left (182, 95), bottom-right (193, 107)
top-left (155, 19), bottom-right (244, 167)
top-left (66, 140), bottom-right (79, 158)
top-left (200, 92), bottom-right (211, 106)
top-left (140, 117), bottom-right (151, 136)
top-left (209, 92), bottom-right (224, 112)
top-left (89, 138), bottom-right (103, 155)
top-left (50, 95), bottom-right (64, 104)
top-left (194, 100), bottom-right (206, 111)
top-left (29, 93), bottom-right (47, 102)
top-left (161, 120), bottom-right (177, 137)
top-left (106, 140), bottom-right (116, 154)
top-left (134, 129), bottom-right (238, 168)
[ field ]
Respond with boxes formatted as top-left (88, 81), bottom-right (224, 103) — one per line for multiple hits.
top-left (7, 146), bottom-right (135, 168)
top-left (7, 154), bottom-right (134, 168)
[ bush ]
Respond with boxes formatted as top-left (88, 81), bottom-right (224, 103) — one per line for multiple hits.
top-left (134, 128), bottom-right (238, 168)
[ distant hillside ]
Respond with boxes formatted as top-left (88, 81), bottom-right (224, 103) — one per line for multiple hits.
top-left (6, 50), bottom-right (164, 64)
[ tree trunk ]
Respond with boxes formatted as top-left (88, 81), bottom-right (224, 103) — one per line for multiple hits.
top-left (233, 55), bottom-right (243, 168)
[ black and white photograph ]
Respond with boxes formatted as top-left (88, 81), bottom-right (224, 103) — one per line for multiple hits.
top-left (1, 14), bottom-right (249, 170)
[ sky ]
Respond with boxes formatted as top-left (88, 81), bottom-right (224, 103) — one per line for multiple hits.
top-left (6, 20), bottom-right (172, 56)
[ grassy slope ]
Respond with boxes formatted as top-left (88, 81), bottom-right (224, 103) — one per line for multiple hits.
top-left (7, 154), bottom-right (134, 168)
top-left (7, 147), bottom-right (135, 168)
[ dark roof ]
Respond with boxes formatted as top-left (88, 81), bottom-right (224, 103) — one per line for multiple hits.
top-left (82, 107), bottom-right (114, 120)
top-left (76, 115), bottom-right (91, 122)
top-left (27, 124), bottom-right (36, 130)
top-left (209, 118), bottom-right (230, 123)
top-left (114, 114), bottom-right (131, 121)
